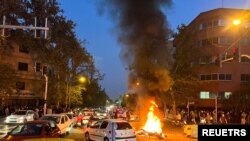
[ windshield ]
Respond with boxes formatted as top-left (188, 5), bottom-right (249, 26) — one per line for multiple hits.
top-left (41, 116), bottom-right (60, 124)
top-left (10, 123), bottom-right (43, 136)
top-left (13, 111), bottom-right (27, 115)
top-left (67, 114), bottom-right (73, 119)
top-left (114, 122), bottom-right (132, 130)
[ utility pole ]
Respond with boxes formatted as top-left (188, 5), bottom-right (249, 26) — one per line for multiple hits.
top-left (44, 74), bottom-right (48, 115)
top-left (215, 94), bottom-right (218, 123)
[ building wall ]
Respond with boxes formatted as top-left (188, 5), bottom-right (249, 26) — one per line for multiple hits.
top-left (187, 8), bottom-right (250, 107)
top-left (0, 42), bottom-right (44, 108)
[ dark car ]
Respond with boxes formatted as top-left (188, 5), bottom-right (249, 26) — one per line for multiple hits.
top-left (0, 120), bottom-right (61, 141)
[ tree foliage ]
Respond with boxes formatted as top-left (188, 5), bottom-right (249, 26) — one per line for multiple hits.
top-left (170, 24), bottom-right (201, 108)
top-left (81, 80), bottom-right (109, 108)
top-left (0, 0), bottom-right (110, 108)
top-left (222, 83), bottom-right (250, 111)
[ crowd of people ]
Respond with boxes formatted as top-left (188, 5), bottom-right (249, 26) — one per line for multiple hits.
top-left (166, 108), bottom-right (250, 125)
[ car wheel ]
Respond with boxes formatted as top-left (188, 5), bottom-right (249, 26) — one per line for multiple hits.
top-left (85, 133), bottom-right (91, 141)
top-left (104, 137), bottom-right (109, 141)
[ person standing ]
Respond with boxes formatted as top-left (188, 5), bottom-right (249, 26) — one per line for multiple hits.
top-left (33, 108), bottom-right (39, 120)
top-left (126, 110), bottom-right (131, 121)
top-left (5, 107), bottom-right (9, 117)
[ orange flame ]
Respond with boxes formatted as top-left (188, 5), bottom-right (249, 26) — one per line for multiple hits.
top-left (143, 101), bottom-right (162, 134)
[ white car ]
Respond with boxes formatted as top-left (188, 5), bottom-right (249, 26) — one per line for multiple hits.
top-left (85, 119), bottom-right (136, 141)
top-left (94, 110), bottom-right (107, 119)
top-left (82, 111), bottom-right (94, 125)
top-left (4, 110), bottom-right (34, 124)
top-left (40, 113), bottom-right (72, 135)
top-left (65, 113), bottom-right (77, 127)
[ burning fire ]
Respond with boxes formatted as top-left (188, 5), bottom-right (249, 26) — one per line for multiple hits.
top-left (143, 101), bottom-right (163, 134)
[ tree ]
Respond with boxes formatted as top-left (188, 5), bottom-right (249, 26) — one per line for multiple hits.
top-left (121, 93), bottom-right (138, 109)
top-left (222, 83), bottom-right (250, 111)
top-left (81, 80), bottom-right (109, 108)
top-left (170, 24), bottom-right (201, 111)
top-left (0, 0), bottom-right (110, 108)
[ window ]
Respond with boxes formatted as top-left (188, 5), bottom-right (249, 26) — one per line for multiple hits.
top-left (200, 91), bottom-right (210, 99)
top-left (42, 66), bottom-right (47, 75)
top-left (212, 37), bottom-right (219, 44)
top-left (64, 116), bottom-right (68, 122)
top-left (219, 74), bottom-right (232, 80)
top-left (224, 92), bottom-right (232, 99)
top-left (213, 20), bottom-right (219, 26)
top-left (100, 121), bottom-right (108, 129)
top-left (240, 37), bottom-right (250, 46)
top-left (114, 122), bottom-right (132, 130)
top-left (61, 117), bottom-right (64, 124)
top-left (35, 62), bottom-right (41, 72)
top-left (18, 62), bottom-right (28, 71)
top-left (212, 74), bottom-right (218, 80)
top-left (241, 74), bottom-right (250, 82)
top-left (200, 75), bottom-right (206, 80)
top-left (92, 121), bottom-right (102, 128)
top-left (16, 82), bottom-right (25, 90)
top-left (199, 23), bottom-right (207, 30)
top-left (19, 45), bottom-right (29, 53)
top-left (218, 19), bottom-right (228, 26)
top-left (206, 74), bottom-right (211, 80)
top-left (207, 21), bottom-right (212, 28)
top-left (219, 36), bottom-right (232, 45)
top-left (225, 74), bottom-right (232, 80)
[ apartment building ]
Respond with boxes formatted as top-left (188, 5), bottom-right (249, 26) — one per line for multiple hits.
top-left (0, 42), bottom-right (46, 107)
top-left (177, 8), bottom-right (250, 107)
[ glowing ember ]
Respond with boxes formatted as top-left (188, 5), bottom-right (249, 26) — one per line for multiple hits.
top-left (143, 101), bottom-right (163, 134)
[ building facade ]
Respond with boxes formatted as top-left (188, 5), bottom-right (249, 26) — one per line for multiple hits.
top-left (180, 8), bottom-right (250, 107)
top-left (0, 42), bottom-right (46, 108)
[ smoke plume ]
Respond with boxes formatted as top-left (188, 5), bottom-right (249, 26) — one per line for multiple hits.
top-left (99, 0), bottom-right (173, 97)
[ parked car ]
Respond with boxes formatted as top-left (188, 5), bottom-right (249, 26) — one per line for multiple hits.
top-left (4, 110), bottom-right (34, 124)
top-left (82, 111), bottom-right (94, 125)
top-left (0, 120), bottom-right (61, 141)
top-left (84, 119), bottom-right (136, 141)
top-left (65, 113), bottom-right (77, 128)
top-left (40, 114), bottom-right (72, 135)
top-left (23, 138), bottom-right (74, 141)
top-left (93, 110), bottom-right (107, 119)
top-left (76, 113), bottom-right (85, 126)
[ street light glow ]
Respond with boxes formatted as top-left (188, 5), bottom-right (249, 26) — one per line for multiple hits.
top-left (233, 19), bottom-right (241, 26)
top-left (79, 76), bottom-right (87, 83)
top-left (136, 82), bottom-right (140, 86)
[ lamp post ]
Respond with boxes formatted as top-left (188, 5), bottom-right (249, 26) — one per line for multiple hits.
top-left (233, 19), bottom-right (241, 62)
top-left (43, 74), bottom-right (48, 115)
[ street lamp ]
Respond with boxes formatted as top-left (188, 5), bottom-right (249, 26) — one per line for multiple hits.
top-left (79, 76), bottom-right (87, 84)
top-left (233, 19), bottom-right (241, 26)
top-left (79, 76), bottom-right (88, 95)
top-left (233, 19), bottom-right (241, 62)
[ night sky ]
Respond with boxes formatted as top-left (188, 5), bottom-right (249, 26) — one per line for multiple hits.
top-left (60, 0), bottom-right (250, 100)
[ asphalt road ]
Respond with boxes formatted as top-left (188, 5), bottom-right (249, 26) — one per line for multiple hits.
top-left (0, 116), bottom-right (197, 141)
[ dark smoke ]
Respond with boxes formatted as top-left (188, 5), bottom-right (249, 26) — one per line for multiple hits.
top-left (99, 0), bottom-right (173, 97)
